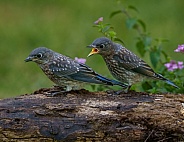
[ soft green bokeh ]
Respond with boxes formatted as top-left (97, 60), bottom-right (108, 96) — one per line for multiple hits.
top-left (0, 0), bottom-right (183, 98)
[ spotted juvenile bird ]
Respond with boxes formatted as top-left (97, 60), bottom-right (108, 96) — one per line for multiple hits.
top-left (25, 47), bottom-right (128, 93)
top-left (87, 37), bottom-right (179, 90)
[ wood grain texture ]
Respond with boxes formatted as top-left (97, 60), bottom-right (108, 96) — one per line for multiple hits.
top-left (0, 87), bottom-right (184, 142)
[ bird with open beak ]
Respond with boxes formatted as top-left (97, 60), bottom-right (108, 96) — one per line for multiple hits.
top-left (87, 37), bottom-right (179, 92)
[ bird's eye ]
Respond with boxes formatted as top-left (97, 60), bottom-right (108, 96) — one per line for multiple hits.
top-left (99, 44), bottom-right (105, 48)
top-left (36, 53), bottom-right (42, 58)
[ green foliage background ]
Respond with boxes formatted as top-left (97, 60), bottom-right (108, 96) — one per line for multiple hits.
top-left (0, 0), bottom-right (183, 98)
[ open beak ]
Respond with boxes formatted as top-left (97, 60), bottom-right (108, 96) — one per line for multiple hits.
top-left (87, 48), bottom-right (99, 57)
top-left (87, 45), bottom-right (99, 57)
top-left (24, 56), bottom-right (33, 62)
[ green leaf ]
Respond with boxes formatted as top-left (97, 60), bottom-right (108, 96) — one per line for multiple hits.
top-left (136, 40), bottom-right (146, 57)
top-left (147, 87), bottom-right (158, 93)
top-left (90, 85), bottom-right (96, 90)
top-left (155, 38), bottom-right (169, 43)
top-left (150, 49), bottom-right (160, 68)
top-left (126, 18), bottom-right (137, 29)
top-left (93, 25), bottom-right (101, 28)
top-left (96, 85), bottom-right (104, 91)
top-left (143, 36), bottom-right (152, 47)
top-left (114, 37), bottom-right (125, 45)
top-left (102, 26), bottom-right (111, 33)
top-left (110, 10), bottom-right (122, 18)
top-left (103, 23), bottom-right (111, 26)
top-left (128, 5), bottom-right (139, 13)
top-left (108, 31), bottom-right (117, 39)
top-left (137, 19), bottom-right (146, 32)
top-left (161, 50), bottom-right (169, 61)
top-left (142, 81), bottom-right (153, 91)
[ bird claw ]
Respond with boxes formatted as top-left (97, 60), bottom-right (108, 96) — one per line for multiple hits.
top-left (106, 86), bottom-right (131, 95)
top-left (45, 90), bottom-right (67, 97)
top-left (106, 90), bottom-right (123, 95)
top-left (106, 90), bottom-right (115, 95)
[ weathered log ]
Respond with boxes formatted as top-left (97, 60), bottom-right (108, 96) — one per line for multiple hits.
top-left (0, 86), bottom-right (184, 142)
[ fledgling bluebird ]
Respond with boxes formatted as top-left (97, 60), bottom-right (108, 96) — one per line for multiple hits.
top-left (25, 47), bottom-right (128, 93)
top-left (87, 37), bottom-right (179, 90)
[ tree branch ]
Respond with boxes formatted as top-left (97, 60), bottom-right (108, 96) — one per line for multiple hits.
top-left (0, 86), bottom-right (183, 141)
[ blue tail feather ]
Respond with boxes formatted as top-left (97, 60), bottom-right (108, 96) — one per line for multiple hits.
top-left (156, 73), bottom-right (179, 89)
top-left (166, 80), bottom-right (179, 89)
top-left (96, 74), bottom-right (128, 88)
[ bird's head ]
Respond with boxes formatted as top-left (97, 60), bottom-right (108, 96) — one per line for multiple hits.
top-left (87, 37), bottom-right (113, 57)
top-left (25, 47), bottom-right (52, 64)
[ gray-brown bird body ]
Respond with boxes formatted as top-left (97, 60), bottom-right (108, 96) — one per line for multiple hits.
top-left (25, 47), bottom-right (128, 91)
top-left (87, 37), bottom-right (179, 88)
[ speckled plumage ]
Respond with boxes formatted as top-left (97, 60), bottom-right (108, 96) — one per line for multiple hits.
top-left (25, 47), bottom-right (128, 91)
top-left (87, 37), bottom-right (179, 89)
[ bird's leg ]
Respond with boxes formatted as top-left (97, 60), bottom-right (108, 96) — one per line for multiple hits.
top-left (45, 85), bottom-right (76, 97)
top-left (52, 85), bottom-right (66, 90)
top-left (106, 85), bottom-right (131, 95)
top-left (45, 90), bottom-right (68, 97)
top-left (116, 85), bottom-right (132, 94)
top-left (123, 85), bottom-right (131, 93)
top-left (45, 86), bottom-right (68, 97)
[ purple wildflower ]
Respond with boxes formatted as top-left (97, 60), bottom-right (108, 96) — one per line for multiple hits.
top-left (74, 57), bottom-right (86, 64)
top-left (178, 61), bottom-right (184, 69)
top-left (164, 60), bottom-right (184, 71)
top-left (174, 44), bottom-right (184, 53)
top-left (94, 17), bottom-right (103, 25)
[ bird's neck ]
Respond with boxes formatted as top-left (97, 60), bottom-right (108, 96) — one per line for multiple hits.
top-left (103, 54), bottom-right (114, 64)
top-left (101, 48), bottom-right (115, 57)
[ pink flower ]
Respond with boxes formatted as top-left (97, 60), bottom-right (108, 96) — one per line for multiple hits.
top-left (174, 44), bottom-right (184, 53)
top-left (94, 17), bottom-right (103, 25)
top-left (164, 60), bottom-right (184, 71)
top-left (74, 57), bottom-right (86, 64)
top-left (178, 61), bottom-right (184, 69)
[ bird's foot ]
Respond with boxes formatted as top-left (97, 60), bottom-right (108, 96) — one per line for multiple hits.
top-left (106, 90), bottom-right (126, 95)
top-left (106, 90), bottom-right (115, 95)
top-left (45, 90), bottom-right (68, 97)
top-left (106, 86), bottom-right (131, 95)
top-left (52, 85), bottom-right (66, 90)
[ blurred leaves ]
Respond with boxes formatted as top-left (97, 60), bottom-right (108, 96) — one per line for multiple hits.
top-left (127, 5), bottom-right (139, 13)
top-left (136, 39), bottom-right (146, 57)
top-left (137, 19), bottom-right (146, 32)
top-left (150, 47), bottom-right (161, 68)
top-left (93, 18), bottom-right (118, 41)
top-left (109, 10), bottom-right (122, 18)
top-left (114, 37), bottom-right (125, 45)
top-left (126, 18), bottom-right (137, 29)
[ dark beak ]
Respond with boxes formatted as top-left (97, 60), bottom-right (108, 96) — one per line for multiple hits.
top-left (24, 56), bottom-right (33, 62)
top-left (87, 44), bottom-right (96, 48)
